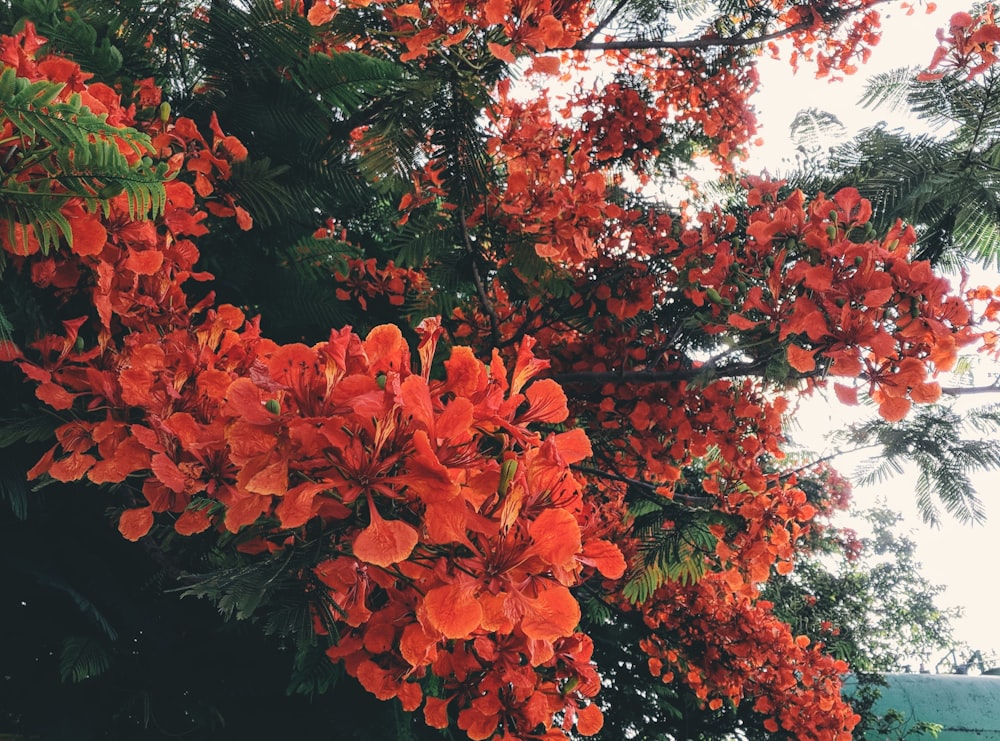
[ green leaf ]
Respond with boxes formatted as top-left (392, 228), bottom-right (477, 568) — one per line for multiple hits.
top-left (59, 635), bottom-right (111, 683)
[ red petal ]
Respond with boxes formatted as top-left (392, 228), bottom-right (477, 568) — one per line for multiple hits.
top-left (224, 378), bottom-right (277, 425)
top-left (124, 248), bottom-right (164, 275)
top-left (151, 453), bottom-right (188, 494)
top-left (70, 216), bottom-right (107, 256)
top-left (530, 56), bottom-right (561, 75)
top-left (424, 696), bottom-right (450, 730)
top-left (523, 378), bottom-right (569, 423)
top-left (580, 539), bottom-right (627, 579)
top-left (353, 498), bottom-right (418, 566)
top-left (435, 397), bottom-right (474, 443)
top-left (401, 621), bottom-right (439, 668)
top-left (234, 205), bottom-right (253, 231)
top-left (405, 431), bottom-right (459, 504)
top-left (487, 41), bottom-right (517, 63)
top-left (911, 381), bottom-right (941, 403)
top-left (878, 395), bottom-right (911, 422)
top-left (364, 324), bottom-right (409, 375)
top-left (423, 583), bottom-right (483, 638)
top-left (529, 508), bottom-right (581, 567)
top-left (551, 428), bottom-right (592, 464)
top-left (833, 383), bottom-right (858, 406)
top-left (49, 453), bottom-right (95, 481)
top-left (119, 506), bottom-right (154, 541)
top-left (35, 382), bottom-right (77, 410)
top-left (576, 703), bottom-right (604, 736)
top-left (444, 346), bottom-right (484, 397)
top-left (520, 584), bottom-right (580, 641)
top-left (175, 507), bottom-right (212, 535)
top-left (787, 344), bottom-right (816, 373)
top-left (275, 482), bottom-right (332, 529)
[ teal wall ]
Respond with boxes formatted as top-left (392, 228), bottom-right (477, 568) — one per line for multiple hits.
top-left (845, 674), bottom-right (1000, 740)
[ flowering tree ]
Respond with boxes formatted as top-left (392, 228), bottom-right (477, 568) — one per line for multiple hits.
top-left (2, 1), bottom-right (998, 739)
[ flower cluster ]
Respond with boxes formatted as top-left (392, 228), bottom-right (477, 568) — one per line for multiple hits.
top-left (1, 24), bottom-right (626, 740)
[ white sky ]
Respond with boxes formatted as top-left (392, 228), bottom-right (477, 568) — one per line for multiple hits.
top-left (749, 1), bottom-right (1000, 665)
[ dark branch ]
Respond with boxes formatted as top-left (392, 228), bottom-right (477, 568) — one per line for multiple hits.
top-left (458, 206), bottom-right (501, 343)
top-left (553, 358), bottom-right (801, 385)
top-left (567, 0), bottom-right (891, 55)
top-left (572, 464), bottom-right (714, 507)
top-left (580, 0), bottom-right (632, 45)
top-left (570, 19), bottom-right (814, 53)
top-left (941, 380), bottom-right (1000, 396)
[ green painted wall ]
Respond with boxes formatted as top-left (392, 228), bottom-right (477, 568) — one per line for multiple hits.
top-left (845, 674), bottom-right (1000, 740)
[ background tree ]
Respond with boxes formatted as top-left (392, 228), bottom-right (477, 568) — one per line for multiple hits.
top-left (2, 1), bottom-right (996, 740)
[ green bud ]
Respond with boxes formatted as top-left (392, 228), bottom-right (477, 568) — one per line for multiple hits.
top-left (826, 225), bottom-right (838, 240)
top-left (705, 287), bottom-right (723, 304)
top-left (376, 372), bottom-right (387, 389)
top-left (499, 457), bottom-right (518, 495)
top-left (264, 399), bottom-right (281, 415)
top-left (159, 101), bottom-right (171, 123)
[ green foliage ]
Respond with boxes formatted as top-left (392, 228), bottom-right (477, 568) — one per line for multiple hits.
top-left (624, 512), bottom-right (717, 602)
top-left (0, 66), bottom-right (168, 254)
top-left (59, 634), bottom-right (111, 683)
top-left (285, 642), bottom-right (343, 699)
top-left (841, 404), bottom-right (1000, 526)
top-left (796, 67), bottom-right (1000, 269)
top-left (0, 468), bottom-right (29, 520)
top-left (763, 504), bottom-right (959, 736)
top-left (783, 507), bottom-right (954, 657)
top-left (0, 409), bottom-right (59, 448)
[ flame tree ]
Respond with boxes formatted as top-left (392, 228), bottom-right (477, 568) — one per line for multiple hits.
top-left (1, 1), bottom-right (997, 739)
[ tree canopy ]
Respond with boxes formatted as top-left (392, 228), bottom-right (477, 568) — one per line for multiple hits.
top-left (2, 1), bottom-right (998, 739)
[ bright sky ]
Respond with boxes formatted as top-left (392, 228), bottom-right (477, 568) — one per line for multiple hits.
top-left (749, 1), bottom-right (1000, 665)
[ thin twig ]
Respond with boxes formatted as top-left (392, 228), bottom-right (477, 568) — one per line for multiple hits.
top-left (580, 0), bottom-right (632, 45)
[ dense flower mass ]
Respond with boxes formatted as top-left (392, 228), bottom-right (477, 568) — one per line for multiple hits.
top-left (3, 2), bottom-right (999, 740)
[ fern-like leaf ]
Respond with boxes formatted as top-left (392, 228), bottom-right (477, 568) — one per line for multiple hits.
top-left (0, 67), bottom-right (168, 253)
top-left (59, 635), bottom-right (111, 683)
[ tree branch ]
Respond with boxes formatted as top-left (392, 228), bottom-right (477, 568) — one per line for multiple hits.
top-left (941, 380), bottom-right (1000, 396)
top-left (567, 0), bottom-right (891, 55)
top-left (571, 19), bottom-right (814, 53)
top-left (572, 464), bottom-right (714, 508)
top-left (458, 205), bottom-right (501, 343)
top-left (554, 358), bottom-right (799, 385)
top-left (580, 0), bottom-right (632, 45)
